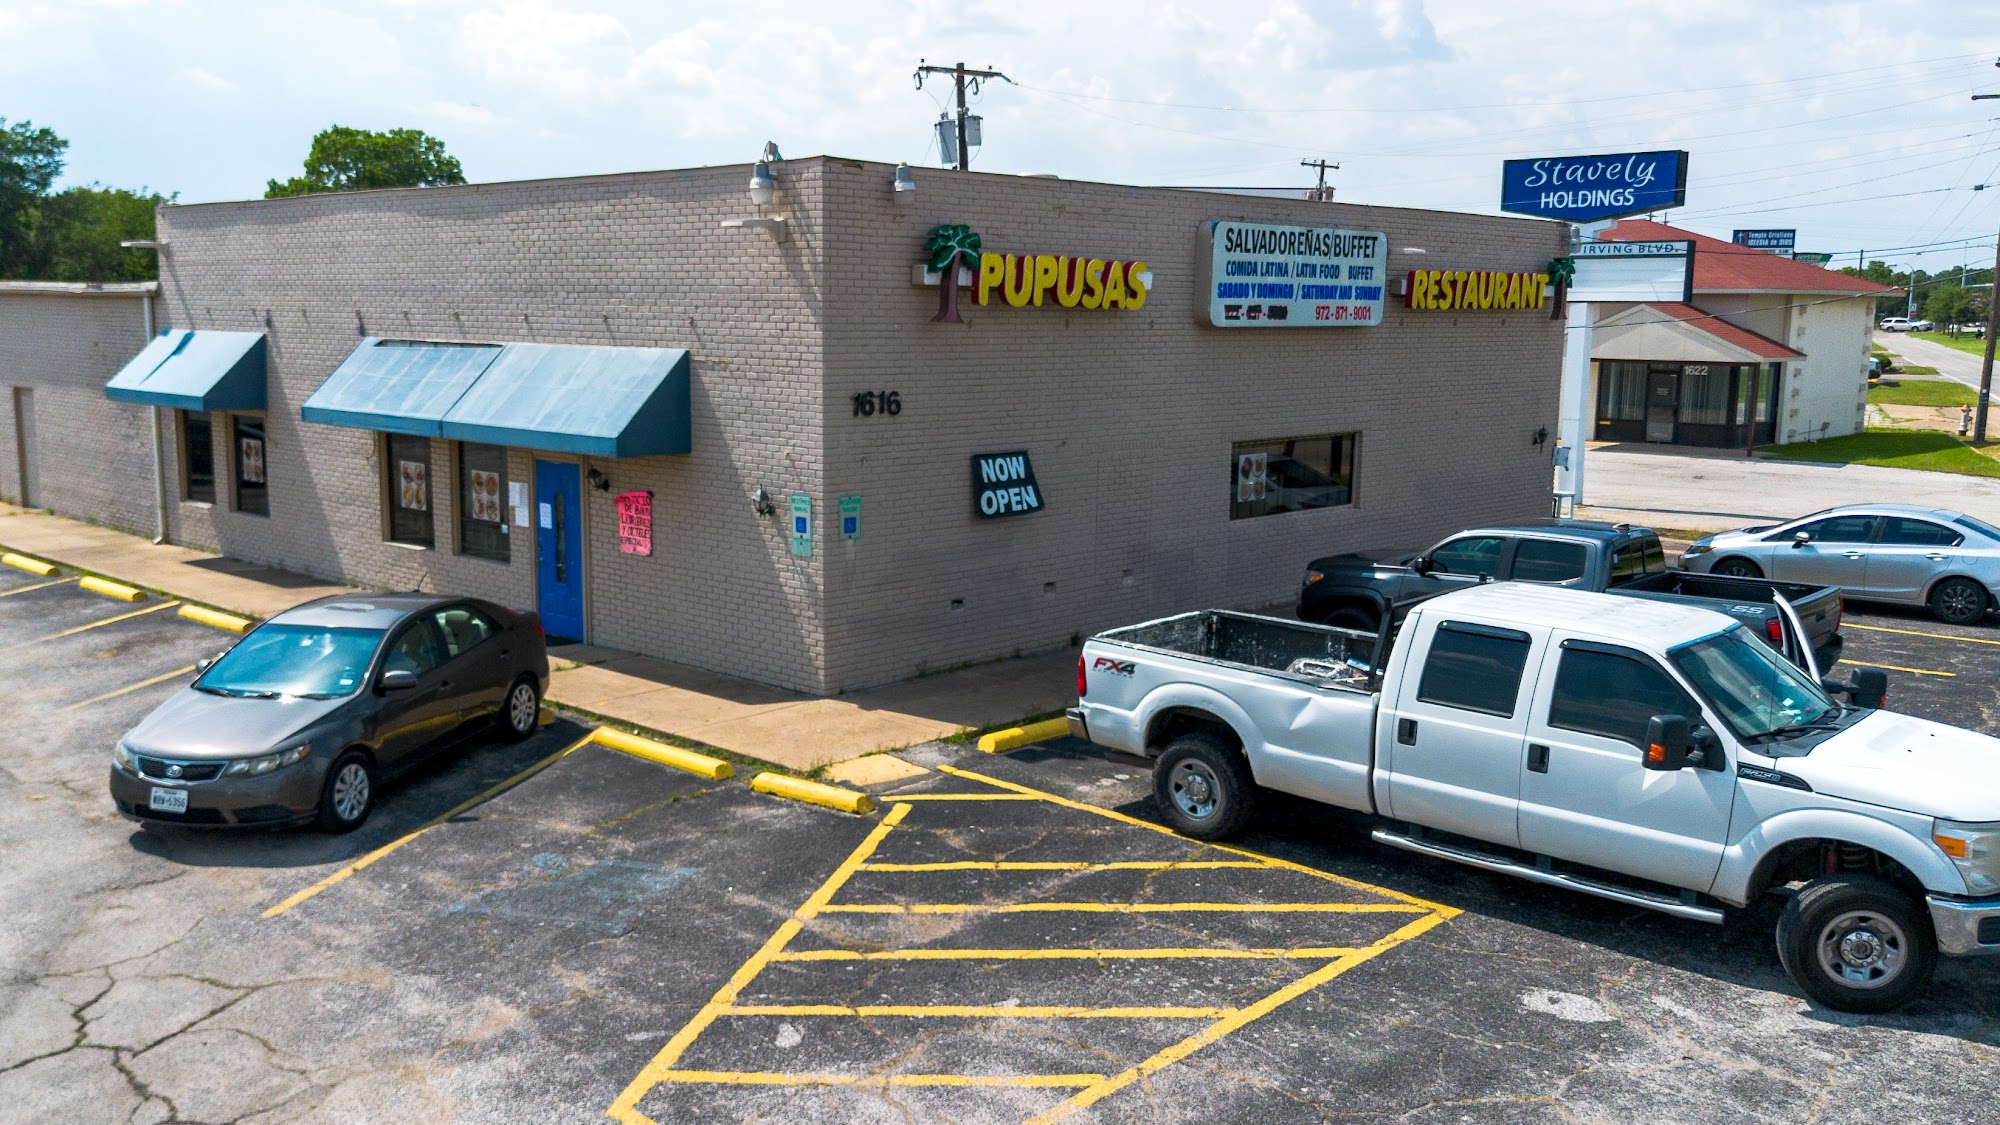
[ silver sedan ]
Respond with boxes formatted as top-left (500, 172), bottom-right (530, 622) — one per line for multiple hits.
top-left (1680, 504), bottom-right (2000, 625)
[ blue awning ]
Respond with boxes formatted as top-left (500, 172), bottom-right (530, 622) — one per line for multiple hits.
top-left (300, 338), bottom-right (692, 457)
top-left (300, 339), bottom-right (502, 436)
top-left (104, 330), bottom-right (266, 412)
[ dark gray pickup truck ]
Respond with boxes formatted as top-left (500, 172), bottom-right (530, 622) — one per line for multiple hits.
top-left (1299, 520), bottom-right (1844, 671)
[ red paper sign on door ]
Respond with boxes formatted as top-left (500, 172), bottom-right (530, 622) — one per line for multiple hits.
top-left (616, 491), bottom-right (652, 556)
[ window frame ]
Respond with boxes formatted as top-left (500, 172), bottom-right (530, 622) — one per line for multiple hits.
top-left (1878, 517), bottom-right (1962, 548)
top-left (383, 433), bottom-right (436, 549)
top-left (456, 441), bottom-right (511, 563)
top-left (432, 603), bottom-right (501, 661)
top-left (1228, 431), bottom-right (1358, 520)
top-left (180, 409), bottom-right (216, 505)
top-left (231, 413), bottom-right (269, 517)
top-left (382, 617), bottom-right (449, 679)
top-left (1428, 535), bottom-right (1506, 578)
top-left (1511, 537), bottom-right (1589, 585)
top-left (1414, 621), bottom-right (1533, 719)
top-left (1546, 639), bottom-right (1702, 751)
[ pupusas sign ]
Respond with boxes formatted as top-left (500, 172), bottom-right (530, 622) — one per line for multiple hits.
top-left (1500, 151), bottom-right (1688, 223)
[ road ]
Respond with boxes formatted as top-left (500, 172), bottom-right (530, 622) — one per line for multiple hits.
top-left (4, 570), bottom-right (1999, 1122)
top-left (1881, 331), bottom-right (1989, 389)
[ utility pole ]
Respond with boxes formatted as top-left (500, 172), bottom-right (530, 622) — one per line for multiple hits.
top-left (1302, 158), bottom-right (1340, 202)
top-left (1974, 79), bottom-right (1999, 441)
top-left (915, 61), bottom-right (1012, 171)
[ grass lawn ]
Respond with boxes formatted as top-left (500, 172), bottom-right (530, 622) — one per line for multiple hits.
top-left (1759, 428), bottom-right (2000, 478)
top-left (1908, 330), bottom-right (1991, 357)
top-left (1868, 379), bottom-right (1976, 407)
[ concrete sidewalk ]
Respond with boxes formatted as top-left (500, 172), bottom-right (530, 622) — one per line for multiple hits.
top-left (0, 503), bottom-right (1072, 772)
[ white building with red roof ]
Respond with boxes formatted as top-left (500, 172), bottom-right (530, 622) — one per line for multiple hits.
top-left (1586, 219), bottom-right (1899, 449)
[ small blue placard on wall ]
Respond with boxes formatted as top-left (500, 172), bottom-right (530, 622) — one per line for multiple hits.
top-left (789, 493), bottom-right (813, 558)
top-left (1500, 150), bottom-right (1688, 223)
top-left (837, 494), bottom-right (861, 540)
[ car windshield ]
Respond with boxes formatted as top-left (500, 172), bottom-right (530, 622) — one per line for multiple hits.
top-left (1953, 514), bottom-right (2000, 542)
top-left (196, 624), bottom-right (385, 699)
top-left (1668, 625), bottom-right (1835, 740)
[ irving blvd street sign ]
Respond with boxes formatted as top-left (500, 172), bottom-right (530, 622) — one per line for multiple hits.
top-left (1500, 151), bottom-right (1689, 223)
top-left (972, 452), bottom-right (1044, 519)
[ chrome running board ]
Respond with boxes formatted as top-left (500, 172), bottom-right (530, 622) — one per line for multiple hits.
top-left (1371, 828), bottom-right (1725, 924)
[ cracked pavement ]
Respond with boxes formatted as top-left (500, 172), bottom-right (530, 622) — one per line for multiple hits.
top-left (2, 571), bottom-right (1998, 1122)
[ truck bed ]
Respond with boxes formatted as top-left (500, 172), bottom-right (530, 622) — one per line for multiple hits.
top-left (1615, 570), bottom-right (1842, 663)
top-left (1098, 610), bottom-right (1383, 688)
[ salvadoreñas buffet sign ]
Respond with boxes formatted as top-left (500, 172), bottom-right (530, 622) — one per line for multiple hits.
top-left (1204, 221), bottom-right (1387, 327)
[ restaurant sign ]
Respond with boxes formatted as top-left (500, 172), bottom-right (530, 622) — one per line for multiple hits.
top-left (972, 452), bottom-right (1044, 519)
top-left (1204, 221), bottom-right (1387, 327)
top-left (918, 224), bottom-right (1151, 321)
top-left (1404, 268), bottom-right (1550, 312)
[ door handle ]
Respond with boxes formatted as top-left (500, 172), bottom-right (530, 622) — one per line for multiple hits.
top-left (1527, 744), bottom-right (1550, 773)
top-left (1396, 718), bottom-right (1418, 745)
top-left (1842, 552), bottom-right (1865, 560)
top-left (1926, 553), bottom-right (1950, 561)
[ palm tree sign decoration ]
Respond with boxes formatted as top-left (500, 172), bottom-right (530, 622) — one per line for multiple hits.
top-left (927, 224), bottom-right (982, 323)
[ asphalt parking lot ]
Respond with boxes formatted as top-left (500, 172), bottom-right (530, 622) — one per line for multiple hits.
top-left (2, 568), bottom-right (1998, 1123)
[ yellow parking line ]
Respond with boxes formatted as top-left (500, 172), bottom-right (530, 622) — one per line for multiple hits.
top-left (262, 733), bottom-right (595, 919)
top-left (1839, 658), bottom-right (1955, 678)
top-left (9, 599), bottom-right (178, 648)
top-left (889, 793), bottom-right (1041, 801)
top-left (815, 901), bottom-right (1430, 915)
top-left (776, 946), bottom-right (1364, 962)
top-left (1846, 622), bottom-right (2000, 646)
top-left (61, 664), bottom-right (197, 711)
top-left (723, 1003), bottom-right (1233, 1019)
top-left (0, 576), bottom-right (75, 598)
top-left (652, 1070), bottom-right (1104, 1089)
top-left (859, 860), bottom-right (1268, 872)
top-left (606, 803), bottom-right (913, 1125)
top-left (1025, 911), bottom-right (1455, 1125)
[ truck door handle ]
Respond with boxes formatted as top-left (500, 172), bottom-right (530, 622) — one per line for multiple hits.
top-left (1527, 744), bottom-right (1550, 773)
top-left (1396, 718), bottom-right (1418, 745)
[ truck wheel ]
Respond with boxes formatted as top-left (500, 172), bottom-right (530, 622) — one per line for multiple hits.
top-left (1154, 733), bottom-right (1255, 841)
top-left (1929, 577), bottom-right (1988, 626)
top-left (1775, 874), bottom-right (1936, 1014)
top-left (1711, 557), bottom-right (1762, 579)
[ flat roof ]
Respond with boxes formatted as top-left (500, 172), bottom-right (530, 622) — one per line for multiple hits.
top-left (0, 280), bottom-right (158, 297)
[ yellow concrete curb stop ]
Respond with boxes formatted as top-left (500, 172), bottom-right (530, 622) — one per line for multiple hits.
top-left (977, 716), bottom-right (1071, 754)
top-left (590, 727), bottom-right (735, 780)
top-left (750, 772), bottom-right (877, 815)
top-left (78, 576), bottom-right (145, 602)
top-left (177, 604), bottom-right (254, 633)
top-left (2, 553), bottom-right (58, 577)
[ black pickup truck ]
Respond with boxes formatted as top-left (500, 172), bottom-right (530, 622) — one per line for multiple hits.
top-left (1299, 520), bottom-right (1844, 671)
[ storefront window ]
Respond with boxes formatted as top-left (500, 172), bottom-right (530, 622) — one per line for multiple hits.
top-left (385, 433), bottom-right (434, 548)
top-left (1677, 364), bottom-right (1731, 426)
top-left (233, 415), bottom-right (268, 516)
top-left (183, 411), bottom-right (215, 504)
top-left (1230, 433), bottom-right (1356, 519)
top-left (1598, 362), bottom-right (1647, 422)
top-left (457, 442), bottom-right (509, 562)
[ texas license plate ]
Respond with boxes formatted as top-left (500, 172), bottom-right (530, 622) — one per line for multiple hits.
top-left (149, 787), bottom-right (189, 814)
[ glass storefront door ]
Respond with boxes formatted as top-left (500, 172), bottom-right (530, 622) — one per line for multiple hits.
top-left (1644, 368), bottom-right (1679, 443)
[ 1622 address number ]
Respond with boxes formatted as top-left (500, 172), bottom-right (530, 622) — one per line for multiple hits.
top-left (852, 391), bottom-right (902, 417)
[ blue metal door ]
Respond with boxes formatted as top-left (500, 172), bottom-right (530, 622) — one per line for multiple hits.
top-left (534, 460), bottom-right (585, 643)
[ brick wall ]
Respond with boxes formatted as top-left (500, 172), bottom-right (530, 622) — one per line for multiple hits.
top-left (816, 161), bottom-right (1569, 690)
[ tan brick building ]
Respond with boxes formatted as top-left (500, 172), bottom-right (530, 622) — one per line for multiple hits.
top-left (0, 158), bottom-right (1568, 693)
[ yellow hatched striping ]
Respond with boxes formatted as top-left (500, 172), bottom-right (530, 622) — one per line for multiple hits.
top-left (775, 946), bottom-right (1364, 962)
top-left (859, 860), bottom-right (1268, 872)
top-left (653, 1070), bottom-right (1106, 1089)
top-left (815, 901), bottom-right (1429, 915)
top-left (721, 1003), bottom-right (1233, 1019)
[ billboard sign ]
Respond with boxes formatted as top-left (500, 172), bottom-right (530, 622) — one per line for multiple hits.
top-left (1732, 229), bottom-right (1796, 253)
top-left (1792, 252), bottom-right (1833, 266)
top-left (1565, 240), bottom-right (1694, 304)
top-left (1500, 151), bottom-right (1689, 223)
top-left (1204, 221), bottom-right (1387, 327)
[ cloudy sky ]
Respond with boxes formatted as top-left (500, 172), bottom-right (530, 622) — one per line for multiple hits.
top-left (4, 0), bottom-right (1996, 271)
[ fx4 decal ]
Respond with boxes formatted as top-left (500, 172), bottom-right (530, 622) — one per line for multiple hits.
top-left (1092, 657), bottom-right (1136, 676)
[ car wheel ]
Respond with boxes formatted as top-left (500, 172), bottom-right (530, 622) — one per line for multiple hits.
top-left (1711, 557), bottom-right (1763, 579)
top-left (1775, 874), bottom-right (1936, 1014)
top-left (498, 676), bottom-right (541, 743)
top-left (1929, 577), bottom-right (1989, 626)
top-left (1324, 606), bottom-right (1381, 633)
top-left (316, 751), bottom-right (375, 834)
top-left (1153, 732), bottom-right (1256, 842)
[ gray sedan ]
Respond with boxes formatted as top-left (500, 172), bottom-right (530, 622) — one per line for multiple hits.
top-left (109, 593), bottom-right (549, 832)
top-left (1680, 504), bottom-right (2000, 625)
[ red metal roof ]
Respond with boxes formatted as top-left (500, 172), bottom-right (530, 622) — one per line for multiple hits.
top-left (1600, 219), bottom-right (1899, 296)
top-left (1616, 302), bottom-right (1806, 359)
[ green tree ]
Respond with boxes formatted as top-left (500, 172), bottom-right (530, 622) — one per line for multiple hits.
top-left (266, 126), bottom-right (465, 198)
top-left (0, 118), bottom-right (68, 277)
top-left (35, 185), bottom-right (167, 282)
top-left (1921, 282), bottom-right (1978, 331)
top-left (924, 223), bottom-right (982, 323)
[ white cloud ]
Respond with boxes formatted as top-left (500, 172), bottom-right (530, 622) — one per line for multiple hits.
top-left (176, 66), bottom-right (236, 94)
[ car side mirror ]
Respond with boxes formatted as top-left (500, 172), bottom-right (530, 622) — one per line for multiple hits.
top-left (1643, 714), bottom-right (1693, 770)
top-left (1410, 556), bottom-right (1432, 575)
top-left (1820, 669), bottom-right (1887, 709)
top-left (379, 668), bottom-right (420, 693)
top-left (1791, 531), bottom-right (1812, 548)
top-left (1687, 724), bottom-right (1724, 770)
top-left (195, 656), bottom-right (215, 674)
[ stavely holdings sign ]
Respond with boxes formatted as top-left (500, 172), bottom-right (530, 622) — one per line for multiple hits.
top-left (1205, 221), bottom-right (1388, 327)
top-left (1500, 151), bottom-right (1689, 223)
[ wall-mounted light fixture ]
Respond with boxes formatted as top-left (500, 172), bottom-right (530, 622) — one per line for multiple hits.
top-left (750, 488), bottom-right (774, 517)
top-left (726, 142), bottom-right (789, 238)
top-left (586, 466), bottom-right (610, 492)
top-left (893, 163), bottom-right (917, 205)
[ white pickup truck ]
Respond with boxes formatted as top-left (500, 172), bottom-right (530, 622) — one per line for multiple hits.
top-left (1067, 584), bottom-right (2000, 1012)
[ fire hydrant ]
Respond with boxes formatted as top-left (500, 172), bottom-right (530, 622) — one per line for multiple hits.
top-left (1961, 405), bottom-right (1973, 437)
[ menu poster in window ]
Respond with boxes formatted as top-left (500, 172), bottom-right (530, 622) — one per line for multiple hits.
top-left (470, 470), bottom-right (502, 523)
top-left (239, 438), bottom-right (266, 484)
top-left (616, 491), bottom-right (653, 556)
top-left (1236, 452), bottom-right (1267, 502)
top-left (398, 460), bottom-right (428, 511)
